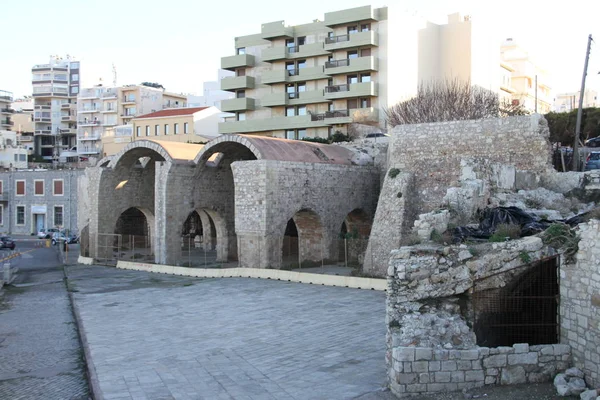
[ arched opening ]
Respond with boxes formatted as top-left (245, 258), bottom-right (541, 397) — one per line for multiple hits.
top-left (179, 209), bottom-right (227, 267)
top-left (281, 209), bottom-right (324, 269)
top-left (114, 207), bottom-right (154, 261)
top-left (337, 208), bottom-right (372, 268)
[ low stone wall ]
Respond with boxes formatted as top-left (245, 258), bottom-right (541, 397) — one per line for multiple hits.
top-left (389, 344), bottom-right (571, 397)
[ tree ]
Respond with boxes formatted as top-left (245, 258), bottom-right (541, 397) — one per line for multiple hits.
top-left (140, 82), bottom-right (165, 90)
top-left (384, 78), bottom-right (528, 127)
top-left (545, 107), bottom-right (600, 145)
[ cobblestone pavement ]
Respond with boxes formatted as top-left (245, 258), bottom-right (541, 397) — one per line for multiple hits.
top-left (0, 247), bottom-right (89, 400)
top-left (66, 265), bottom-right (389, 400)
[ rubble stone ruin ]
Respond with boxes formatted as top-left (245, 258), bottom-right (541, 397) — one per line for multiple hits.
top-left (80, 114), bottom-right (600, 397)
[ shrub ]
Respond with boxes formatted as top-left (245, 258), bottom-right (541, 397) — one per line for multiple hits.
top-left (388, 168), bottom-right (400, 178)
top-left (301, 137), bottom-right (330, 144)
top-left (331, 132), bottom-right (352, 143)
top-left (488, 223), bottom-right (521, 242)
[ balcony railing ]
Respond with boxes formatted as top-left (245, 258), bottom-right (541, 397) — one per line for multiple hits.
top-left (325, 84), bottom-right (350, 93)
top-left (325, 59), bottom-right (351, 68)
top-left (122, 97), bottom-right (136, 103)
top-left (78, 120), bottom-right (101, 125)
top-left (1, 119), bottom-right (14, 125)
top-left (35, 105), bottom-right (52, 110)
top-left (311, 110), bottom-right (350, 121)
top-left (0, 108), bottom-right (14, 113)
top-left (325, 34), bottom-right (350, 44)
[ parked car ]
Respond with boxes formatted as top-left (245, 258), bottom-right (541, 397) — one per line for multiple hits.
top-left (37, 228), bottom-right (60, 239)
top-left (0, 236), bottom-right (16, 250)
top-left (51, 232), bottom-right (78, 245)
top-left (585, 152), bottom-right (600, 171)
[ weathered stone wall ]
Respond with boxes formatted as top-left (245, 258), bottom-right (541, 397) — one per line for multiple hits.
top-left (231, 160), bottom-right (379, 269)
top-left (389, 344), bottom-right (571, 396)
top-left (560, 219), bottom-right (600, 387)
top-left (386, 237), bottom-right (568, 397)
top-left (387, 115), bottom-right (552, 214)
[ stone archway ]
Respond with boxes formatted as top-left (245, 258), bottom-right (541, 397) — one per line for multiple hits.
top-left (114, 206), bottom-right (155, 260)
top-left (338, 208), bottom-right (372, 267)
top-left (281, 209), bottom-right (325, 268)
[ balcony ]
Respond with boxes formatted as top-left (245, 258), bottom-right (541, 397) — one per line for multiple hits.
top-left (221, 54), bottom-right (255, 71)
top-left (219, 114), bottom-right (328, 134)
top-left (122, 97), bottom-right (136, 104)
top-left (78, 146), bottom-right (101, 155)
top-left (262, 43), bottom-right (329, 62)
top-left (101, 91), bottom-right (118, 99)
top-left (311, 107), bottom-right (378, 125)
top-left (324, 56), bottom-right (378, 75)
top-left (79, 120), bottom-right (102, 126)
top-left (103, 121), bottom-right (117, 127)
top-left (262, 66), bottom-right (329, 84)
top-left (324, 5), bottom-right (378, 27)
top-left (60, 128), bottom-right (76, 135)
top-left (78, 108), bottom-right (100, 113)
top-left (121, 113), bottom-right (136, 118)
top-left (34, 105), bottom-right (51, 110)
top-left (324, 81), bottom-right (377, 100)
top-left (324, 30), bottom-right (378, 51)
top-left (35, 129), bottom-right (52, 135)
top-left (101, 107), bottom-right (117, 113)
top-left (261, 90), bottom-right (328, 107)
top-left (62, 115), bottom-right (75, 121)
top-left (61, 103), bottom-right (73, 109)
top-left (78, 134), bottom-right (102, 141)
top-left (1, 108), bottom-right (14, 114)
top-left (220, 76), bottom-right (256, 92)
top-left (220, 98), bottom-right (256, 113)
top-left (1, 119), bottom-right (13, 126)
top-left (79, 89), bottom-right (99, 99)
top-left (261, 21), bottom-right (294, 40)
top-left (33, 117), bottom-right (52, 122)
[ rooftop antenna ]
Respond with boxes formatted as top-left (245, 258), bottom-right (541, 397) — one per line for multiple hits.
top-left (112, 64), bottom-right (117, 87)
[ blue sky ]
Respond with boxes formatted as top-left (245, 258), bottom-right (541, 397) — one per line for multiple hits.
top-left (2, 0), bottom-right (599, 99)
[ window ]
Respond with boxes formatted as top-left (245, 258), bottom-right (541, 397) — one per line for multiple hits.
top-left (236, 90), bottom-right (245, 99)
top-left (174, 123), bottom-right (179, 135)
top-left (16, 206), bottom-right (24, 225)
top-left (360, 73), bottom-right (371, 83)
top-left (347, 26), bottom-right (358, 34)
top-left (237, 47), bottom-right (246, 55)
top-left (54, 206), bottom-right (63, 227)
top-left (19, 154), bottom-right (26, 162)
top-left (136, 126), bottom-right (141, 137)
top-left (164, 124), bottom-right (170, 135)
top-left (297, 82), bottom-right (306, 92)
top-left (285, 129), bottom-right (306, 140)
top-left (71, 87), bottom-right (79, 94)
top-left (155, 125), bottom-right (160, 135)
top-left (361, 23), bottom-right (371, 32)
top-left (297, 59), bottom-right (307, 69)
top-left (347, 75), bottom-right (359, 84)
top-left (359, 97), bottom-right (371, 108)
top-left (297, 36), bottom-right (306, 46)
top-left (347, 50), bottom-right (359, 59)
top-left (236, 69), bottom-right (246, 77)
top-left (285, 38), bottom-right (295, 48)
top-left (297, 129), bottom-right (306, 140)
top-left (145, 126), bottom-right (150, 136)
top-left (298, 106), bottom-right (307, 116)
top-left (285, 130), bottom-right (295, 140)
top-left (53, 179), bottom-right (64, 196)
top-left (184, 122), bottom-right (189, 134)
top-left (72, 74), bottom-right (79, 82)
top-left (16, 180), bottom-right (25, 196)
top-left (286, 106), bottom-right (295, 117)
top-left (237, 112), bottom-right (246, 121)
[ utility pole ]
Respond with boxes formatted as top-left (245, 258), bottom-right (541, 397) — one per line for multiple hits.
top-left (572, 34), bottom-right (593, 171)
top-left (534, 75), bottom-right (538, 113)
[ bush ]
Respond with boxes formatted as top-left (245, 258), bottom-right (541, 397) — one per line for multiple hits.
top-left (301, 137), bottom-right (330, 144)
top-left (388, 168), bottom-right (400, 178)
top-left (488, 223), bottom-right (521, 242)
top-left (331, 132), bottom-right (352, 143)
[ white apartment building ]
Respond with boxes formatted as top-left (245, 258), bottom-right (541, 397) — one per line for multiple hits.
top-left (554, 90), bottom-right (598, 112)
top-left (187, 70), bottom-right (235, 109)
top-left (0, 90), bottom-right (14, 131)
top-left (76, 84), bottom-right (187, 158)
top-left (0, 130), bottom-right (29, 169)
top-left (31, 56), bottom-right (80, 161)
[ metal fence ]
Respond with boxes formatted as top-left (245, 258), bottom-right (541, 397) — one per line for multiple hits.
top-left (472, 255), bottom-right (560, 347)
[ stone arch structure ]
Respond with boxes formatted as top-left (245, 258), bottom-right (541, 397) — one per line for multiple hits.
top-left (338, 208), bottom-right (373, 267)
top-left (114, 206), bottom-right (156, 254)
top-left (281, 208), bottom-right (326, 268)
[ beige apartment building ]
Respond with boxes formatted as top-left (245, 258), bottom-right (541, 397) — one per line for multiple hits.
top-left (77, 85), bottom-right (187, 158)
top-left (132, 106), bottom-right (220, 143)
top-left (554, 90), bottom-right (598, 112)
top-left (218, 5), bottom-right (421, 140)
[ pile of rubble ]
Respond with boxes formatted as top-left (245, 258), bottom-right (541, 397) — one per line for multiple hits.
top-left (554, 368), bottom-right (599, 398)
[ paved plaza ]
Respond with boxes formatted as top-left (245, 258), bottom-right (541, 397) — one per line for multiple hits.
top-left (67, 265), bottom-right (389, 400)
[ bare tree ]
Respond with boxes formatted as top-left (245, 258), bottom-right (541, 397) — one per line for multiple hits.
top-left (385, 78), bottom-right (528, 127)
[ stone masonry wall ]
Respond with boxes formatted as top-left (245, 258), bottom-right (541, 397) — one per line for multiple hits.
top-left (560, 219), bottom-right (600, 387)
top-left (388, 115), bottom-right (552, 215)
top-left (389, 344), bottom-right (571, 397)
top-left (231, 160), bottom-right (379, 269)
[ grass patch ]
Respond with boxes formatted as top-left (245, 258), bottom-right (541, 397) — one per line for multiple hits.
top-left (489, 223), bottom-right (521, 242)
top-left (541, 223), bottom-right (579, 263)
top-left (388, 168), bottom-right (400, 179)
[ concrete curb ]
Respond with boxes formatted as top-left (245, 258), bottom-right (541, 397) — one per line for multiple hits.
top-left (63, 267), bottom-right (103, 400)
top-left (117, 261), bottom-right (388, 291)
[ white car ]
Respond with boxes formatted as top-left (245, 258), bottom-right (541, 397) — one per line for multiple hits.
top-left (37, 228), bottom-right (60, 239)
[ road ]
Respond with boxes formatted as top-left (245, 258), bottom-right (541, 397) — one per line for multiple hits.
top-left (0, 238), bottom-right (89, 399)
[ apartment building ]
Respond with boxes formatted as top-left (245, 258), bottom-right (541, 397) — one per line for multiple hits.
top-left (187, 69), bottom-right (235, 109)
top-left (0, 169), bottom-right (82, 235)
top-left (0, 131), bottom-right (29, 169)
top-left (10, 100), bottom-right (35, 153)
top-left (218, 5), bottom-right (421, 139)
top-left (0, 90), bottom-right (14, 131)
top-left (554, 90), bottom-right (598, 112)
top-left (500, 38), bottom-right (552, 114)
top-left (76, 84), bottom-right (187, 158)
top-left (132, 106), bottom-right (220, 143)
top-left (31, 56), bottom-right (80, 161)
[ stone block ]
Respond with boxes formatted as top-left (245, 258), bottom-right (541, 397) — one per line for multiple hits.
top-left (415, 348), bottom-right (433, 361)
top-left (395, 347), bottom-right (415, 362)
top-left (465, 370), bottom-right (485, 382)
top-left (513, 343), bottom-right (529, 353)
top-left (553, 344), bottom-right (570, 355)
top-left (461, 349), bottom-right (480, 360)
top-left (397, 373), bottom-right (417, 384)
top-left (485, 376), bottom-right (497, 385)
top-left (428, 361), bottom-right (441, 372)
top-left (457, 360), bottom-right (472, 371)
top-left (428, 383), bottom-right (458, 393)
top-left (500, 366), bottom-right (527, 385)
top-left (486, 368), bottom-right (499, 376)
top-left (507, 352), bottom-right (538, 365)
top-left (412, 361), bottom-right (429, 373)
top-left (451, 371), bottom-right (465, 383)
top-left (435, 372), bottom-right (452, 383)
top-left (441, 361), bottom-right (457, 371)
top-left (434, 350), bottom-right (449, 361)
top-left (406, 383), bottom-right (427, 393)
top-left (418, 373), bottom-right (431, 384)
top-left (540, 346), bottom-right (554, 356)
top-left (483, 354), bottom-right (507, 368)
